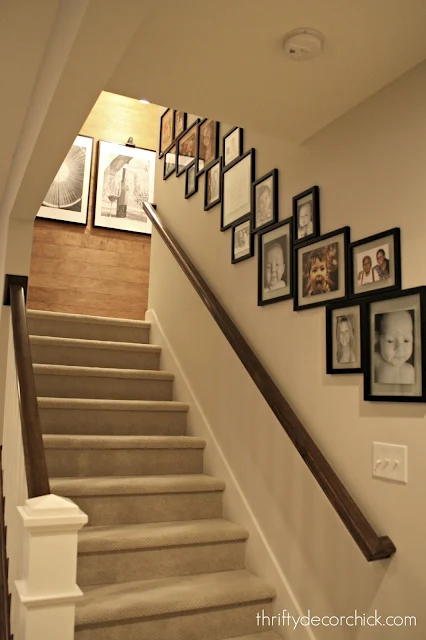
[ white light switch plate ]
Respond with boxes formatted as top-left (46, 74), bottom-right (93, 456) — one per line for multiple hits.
top-left (372, 442), bottom-right (407, 483)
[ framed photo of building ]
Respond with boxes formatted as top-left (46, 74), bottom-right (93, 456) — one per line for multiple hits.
top-left (364, 287), bottom-right (426, 402)
top-left (204, 158), bottom-right (221, 211)
top-left (196, 118), bottom-right (219, 174)
top-left (37, 135), bottom-right (93, 225)
top-left (222, 126), bottom-right (243, 168)
top-left (163, 144), bottom-right (176, 180)
top-left (221, 149), bottom-right (255, 231)
top-left (176, 121), bottom-right (198, 176)
top-left (350, 228), bottom-right (401, 298)
top-left (258, 218), bottom-right (292, 306)
top-left (185, 161), bottom-right (198, 199)
top-left (93, 140), bottom-right (155, 235)
top-left (326, 300), bottom-right (363, 374)
top-left (292, 186), bottom-right (320, 245)
top-left (232, 215), bottom-right (254, 264)
top-left (294, 227), bottom-right (350, 311)
top-left (174, 110), bottom-right (187, 139)
top-left (252, 169), bottom-right (278, 233)
top-left (159, 108), bottom-right (174, 157)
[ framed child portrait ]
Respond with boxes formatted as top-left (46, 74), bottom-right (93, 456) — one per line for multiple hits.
top-left (326, 301), bottom-right (363, 374)
top-left (174, 110), bottom-right (187, 139)
top-left (363, 286), bottom-right (426, 402)
top-left (257, 218), bottom-right (292, 306)
top-left (232, 215), bottom-right (254, 264)
top-left (196, 118), bottom-right (219, 175)
top-left (204, 158), bottom-right (221, 211)
top-left (350, 228), bottom-right (401, 298)
top-left (252, 169), bottom-right (278, 234)
top-left (185, 161), bottom-right (198, 199)
top-left (294, 226), bottom-right (350, 311)
top-left (163, 144), bottom-right (176, 180)
top-left (292, 186), bottom-right (320, 245)
top-left (222, 126), bottom-right (244, 169)
top-left (176, 121), bottom-right (198, 176)
top-left (159, 108), bottom-right (174, 157)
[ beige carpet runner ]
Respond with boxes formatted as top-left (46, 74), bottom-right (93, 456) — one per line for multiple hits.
top-left (28, 309), bottom-right (280, 640)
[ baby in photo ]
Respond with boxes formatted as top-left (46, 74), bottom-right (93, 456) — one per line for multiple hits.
top-left (304, 247), bottom-right (333, 296)
top-left (264, 241), bottom-right (286, 293)
top-left (298, 200), bottom-right (313, 239)
top-left (374, 310), bottom-right (415, 384)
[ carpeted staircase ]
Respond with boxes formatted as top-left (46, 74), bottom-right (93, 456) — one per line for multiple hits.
top-left (27, 309), bottom-right (281, 640)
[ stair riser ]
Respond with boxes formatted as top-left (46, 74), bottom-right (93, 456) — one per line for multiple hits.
top-left (69, 492), bottom-right (223, 525)
top-left (31, 344), bottom-right (160, 371)
top-left (75, 600), bottom-right (274, 640)
top-left (39, 409), bottom-right (187, 436)
top-left (78, 540), bottom-right (246, 586)
top-left (46, 449), bottom-right (203, 477)
top-left (35, 375), bottom-right (173, 401)
top-left (27, 317), bottom-right (150, 344)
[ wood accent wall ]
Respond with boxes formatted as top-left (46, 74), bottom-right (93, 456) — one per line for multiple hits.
top-left (27, 92), bottom-right (159, 321)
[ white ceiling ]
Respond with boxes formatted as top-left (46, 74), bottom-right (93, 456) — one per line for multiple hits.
top-left (107, 0), bottom-right (426, 142)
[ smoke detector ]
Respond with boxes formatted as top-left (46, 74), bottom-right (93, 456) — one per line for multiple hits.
top-left (283, 28), bottom-right (324, 61)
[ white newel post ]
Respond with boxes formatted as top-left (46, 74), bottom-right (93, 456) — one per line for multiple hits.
top-left (14, 494), bottom-right (88, 640)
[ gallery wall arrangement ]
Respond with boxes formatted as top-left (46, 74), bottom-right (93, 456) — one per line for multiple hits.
top-left (160, 106), bottom-right (424, 404)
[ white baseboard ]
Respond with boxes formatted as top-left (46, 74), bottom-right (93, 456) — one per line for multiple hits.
top-left (146, 308), bottom-right (317, 640)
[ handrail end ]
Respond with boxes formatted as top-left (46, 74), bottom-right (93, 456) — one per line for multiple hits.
top-left (368, 536), bottom-right (396, 561)
top-left (3, 274), bottom-right (28, 306)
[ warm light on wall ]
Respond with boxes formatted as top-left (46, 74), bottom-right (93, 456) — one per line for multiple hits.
top-left (139, 99), bottom-right (150, 104)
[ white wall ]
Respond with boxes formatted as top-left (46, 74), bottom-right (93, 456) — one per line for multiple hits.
top-left (149, 60), bottom-right (426, 638)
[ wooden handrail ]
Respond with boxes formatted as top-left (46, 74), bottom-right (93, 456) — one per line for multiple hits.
top-left (4, 276), bottom-right (50, 498)
top-left (143, 202), bottom-right (396, 561)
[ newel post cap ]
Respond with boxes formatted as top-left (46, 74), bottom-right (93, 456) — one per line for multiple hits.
top-left (18, 494), bottom-right (88, 532)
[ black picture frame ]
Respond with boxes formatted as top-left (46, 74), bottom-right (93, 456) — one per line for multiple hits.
top-left (363, 286), bottom-right (426, 402)
top-left (163, 143), bottom-right (177, 180)
top-left (252, 169), bottom-right (279, 234)
top-left (159, 108), bottom-right (174, 158)
top-left (221, 148), bottom-right (256, 232)
top-left (232, 215), bottom-right (254, 264)
top-left (349, 228), bottom-right (401, 298)
top-left (176, 120), bottom-right (198, 177)
top-left (185, 161), bottom-right (198, 199)
top-left (174, 110), bottom-right (187, 140)
top-left (222, 126), bottom-right (244, 169)
top-left (204, 157), bottom-right (222, 211)
top-left (258, 217), bottom-right (293, 306)
top-left (326, 299), bottom-right (364, 374)
top-left (196, 118), bottom-right (219, 175)
top-left (292, 185), bottom-right (320, 245)
top-left (294, 226), bottom-right (350, 311)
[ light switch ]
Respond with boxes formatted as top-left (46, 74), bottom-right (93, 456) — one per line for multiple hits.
top-left (372, 442), bottom-right (407, 483)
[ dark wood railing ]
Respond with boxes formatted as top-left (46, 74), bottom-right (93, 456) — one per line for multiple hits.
top-left (143, 202), bottom-right (396, 561)
top-left (3, 275), bottom-right (50, 498)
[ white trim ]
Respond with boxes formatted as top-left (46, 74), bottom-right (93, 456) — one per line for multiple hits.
top-left (15, 582), bottom-right (83, 608)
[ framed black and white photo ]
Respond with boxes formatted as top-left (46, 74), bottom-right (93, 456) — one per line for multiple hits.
top-left (222, 126), bottom-right (243, 168)
top-left (176, 121), bottom-right (198, 176)
top-left (252, 169), bottom-right (278, 233)
top-left (159, 108), bottom-right (174, 157)
top-left (221, 148), bottom-right (255, 231)
top-left (364, 287), bottom-right (426, 402)
top-left (326, 301), bottom-right (363, 374)
top-left (37, 135), bottom-right (93, 225)
top-left (185, 161), bottom-right (198, 199)
top-left (294, 227), bottom-right (350, 311)
top-left (350, 228), bottom-right (401, 298)
top-left (232, 215), bottom-right (254, 264)
top-left (292, 186), bottom-right (320, 245)
top-left (163, 144), bottom-right (176, 180)
top-left (258, 218), bottom-right (292, 306)
top-left (174, 110), bottom-right (187, 139)
top-left (196, 118), bottom-right (219, 175)
top-left (204, 158), bottom-right (221, 211)
top-left (93, 140), bottom-right (155, 235)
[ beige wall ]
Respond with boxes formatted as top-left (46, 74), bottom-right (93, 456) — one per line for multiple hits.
top-left (149, 60), bottom-right (426, 638)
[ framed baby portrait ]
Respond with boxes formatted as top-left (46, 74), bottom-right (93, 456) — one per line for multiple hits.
top-left (163, 144), bottom-right (176, 180)
top-left (252, 169), bottom-right (278, 234)
top-left (185, 161), bottom-right (198, 199)
top-left (222, 126), bottom-right (244, 169)
top-left (257, 218), bottom-right (292, 306)
top-left (363, 286), bottom-right (426, 402)
top-left (176, 121), bottom-right (198, 176)
top-left (292, 186), bottom-right (320, 245)
top-left (350, 228), bottom-right (401, 298)
top-left (294, 227), bottom-right (350, 311)
top-left (204, 158), bottom-right (222, 211)
top-left (159, 108), bottom-right (174, 157)
top-left (221, 149), bottom-right (255, 231)
top-left (326, 301), bottom-right (363, 374)
top-left (196, 118), bottom-right (219, 175)
top-left (174, 110), bottom-right (187, 139)
top-left (232, 215), bottom-right (254, 264)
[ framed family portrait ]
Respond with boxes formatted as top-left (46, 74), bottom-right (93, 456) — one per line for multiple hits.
top-left (292, 186), bottom-right (320, 245)
top-left (204, 158), bottom-right (221, 211)
top-left (185, 161), bottom-right (198, 199)
top-left (232, 215), bottom-right (254, 264)
top-left (326, 301), bottom-right (363, 374)
top-left (364, 286), bottom-right (426, 402)
top-left (159, 108), bottom-right (174, 157)
top-left (174, 110), bottom-right (187, 139)
top-left (221, 148), bottom-right (255, 231)
top-left (176, 121), bottom-right (198, 176)
top-left (222, 126), bottom-right (244, 168)
top-left (258, 218), bottom-right (292, 306)
top-left (37, 135), bottom-right (93, 225)
top-left (93, 140), bottom-right (155, 235)
top-left (196, 118), bottom-right (219, 174)
top-left (350, 228), bottom-right (401, 298)
top-left (252, 169), bottom-right (278, 233)
top-left (163, 144), bottom-right (176, 180)
top-left (294, 227), bottom-right (350, 311)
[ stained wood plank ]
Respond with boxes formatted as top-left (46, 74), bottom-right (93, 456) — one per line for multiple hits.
top-left (27, 286), bottom-right (147, 316)
top-left (30, 256), bottom-right (149, 286)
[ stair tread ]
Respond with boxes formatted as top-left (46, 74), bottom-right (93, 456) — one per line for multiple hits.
top-left (30, 335), bottom-right (161, 352)
top-left (76, 569), bottom-right (276, 626)
top-left (38, 397), bottom-right (189, 411)
top-left (226, 633), bottom-right (282, 640)
top-left (44, 434), bottom-right (205, 449)
top-left (27, 309), bottom-right (150, 328)
top-left (50, 474), bottom-right (225, 496)
top-left (34, 364), bottom-right (174, 380)
top-left (78, 518), bottom-right (248, 553)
